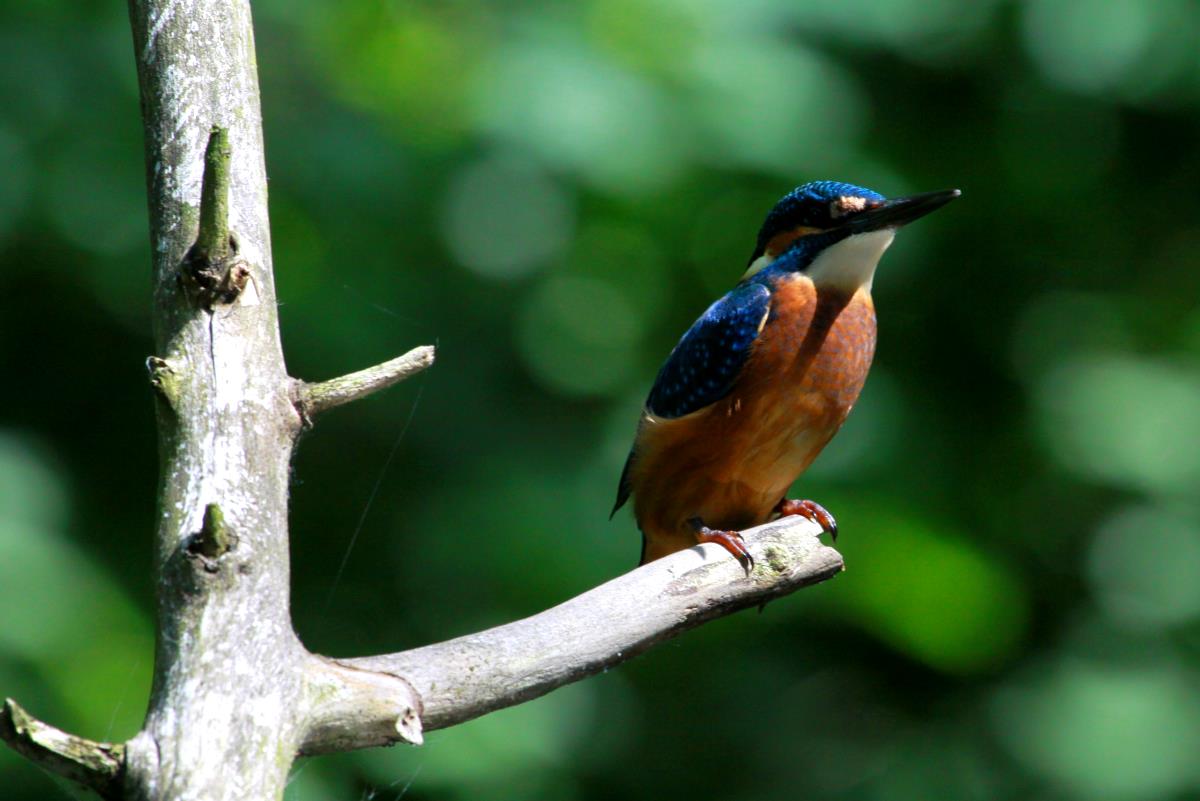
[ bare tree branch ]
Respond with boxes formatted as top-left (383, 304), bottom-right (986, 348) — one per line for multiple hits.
top-left (0, 699), bottom-right (124, 799)
top-left (299, 657), bottom-right (424, 756)
top-left (180, 126), bottom-right (251, 308)
top-left (295, 345), bottom-right (436, 421)
top-left (123, 2), bottom-right (421, 798)
top-left (348, 517), bottom-right (843, 731)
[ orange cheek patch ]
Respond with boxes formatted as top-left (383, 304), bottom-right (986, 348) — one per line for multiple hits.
top-left (765, 225), bottom-right (822, 257)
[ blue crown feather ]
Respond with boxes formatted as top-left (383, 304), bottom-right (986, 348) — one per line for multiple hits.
top-left (753, 181), bottom-right (884, 260)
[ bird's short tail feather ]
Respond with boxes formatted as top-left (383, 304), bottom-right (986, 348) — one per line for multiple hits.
top-left (611, 449), bottom-right (635, 518)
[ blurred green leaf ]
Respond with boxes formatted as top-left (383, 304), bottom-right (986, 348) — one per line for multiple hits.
top-left (0, 433), bottom-right (152, 741)
top-left (1021, 0), bottom-right (1198, 102)
top-left (1088, 505), bottom-right (1200, 630)
top-left (307, 2), bottom-right (483, 145)
top-left (1035, 354), bottom-right (1200, 497)
top-left (992, 653), bottom-right (1200, 800)
top-left (441, 153), bottom-right (575, 280)
top-left (827, 509), bottom-right (1029, 674)
top-left (517, 273), bottom-right (642, 396)
top-left (682, 39), bottom-right (866, 174)
top-left (473, 34), bottom-right (683, 193)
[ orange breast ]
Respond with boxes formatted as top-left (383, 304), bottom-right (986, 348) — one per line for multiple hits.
top-left (630, 275), bottom-right (876, 559)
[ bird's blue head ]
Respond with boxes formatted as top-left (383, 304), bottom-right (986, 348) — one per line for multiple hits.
top-left (752, 181), bottom-right (884, 261)
top-left (744, 180), bottom-right (960, 289)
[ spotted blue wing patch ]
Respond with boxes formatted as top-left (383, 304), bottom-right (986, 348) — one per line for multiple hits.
top-left (611, 281), bottom-right (771, 518)
top-left (646, 281), bottom-right (771, 419)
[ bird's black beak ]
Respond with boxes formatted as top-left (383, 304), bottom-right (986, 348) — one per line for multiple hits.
top-left (847, 188), bottom-right (961, 233)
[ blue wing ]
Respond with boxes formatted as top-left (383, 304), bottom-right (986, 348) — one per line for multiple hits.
top-left (611, 281), bottom-right (771, 517)
top-left (645, 281), bottom-right (771, 419)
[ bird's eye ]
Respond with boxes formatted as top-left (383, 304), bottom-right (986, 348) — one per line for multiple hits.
top-left (830, 195), bottom-right (868, 219)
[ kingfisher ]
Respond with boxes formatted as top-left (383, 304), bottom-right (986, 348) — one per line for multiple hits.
top-left (613, 181), bottom-right (960, 568)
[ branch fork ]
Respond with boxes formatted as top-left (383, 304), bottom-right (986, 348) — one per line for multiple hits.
top-left (293, 344), bottom-right (436, 424)
top-left (1, 514), bottom-right (841, 794)
top-left (0, 699), bottom-right (124, 800)
top-left (0, 1), bottom-right (844, 797)
top-left (348, 515), bottom-right (843, 731)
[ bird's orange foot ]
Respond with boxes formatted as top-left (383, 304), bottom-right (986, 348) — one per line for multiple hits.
top-left (775, 499), bottom-right (838, 542)
top-left (687, 517), bottom-right (754, 571)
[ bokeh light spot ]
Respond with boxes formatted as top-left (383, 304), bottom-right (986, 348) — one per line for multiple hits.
top-left (441, 154), bottom-right (574, 280)
top-left (1088, 505), bottom-right (1200, 629)
top-left (685, 39), bottom-right (866, 174)
top-left (473, 38), bottom-right (683, 193)
top-left (588, 0), bottom-right (703, 76)
top-left (517, 274), bottom-right (642, 397)
top-left (308, 3), bottom-right (480, 144)
top-left (570, 220), bottom-right (670, 319)
top-left (1034, 354), bottom-right (1200, 497)
top-left (830, 512), bottom-right (1028, 674)
top-left (1020, 0), bottom-right (1186, 98)
top-left (992, 657), bottom-right (1200, 800)
top-left (786, 0), bottom-right (1002, 59)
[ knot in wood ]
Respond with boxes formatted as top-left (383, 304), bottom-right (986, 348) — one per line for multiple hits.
top-left (181, 234), bottom-right (250, 308)
top-left (187, 503), bottom-right (237, 571)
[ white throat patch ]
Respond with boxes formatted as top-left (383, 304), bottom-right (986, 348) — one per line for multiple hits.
top-left (805, 229), bottom-right (895, 292)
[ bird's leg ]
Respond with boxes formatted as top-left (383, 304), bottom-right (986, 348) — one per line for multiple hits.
top-left (687, 517), bottom-right (754, 571)
top-left (774, 498), bottom-right (838, 541)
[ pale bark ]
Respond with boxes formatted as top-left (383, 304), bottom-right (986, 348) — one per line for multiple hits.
top-left (349, 517), bottom-right (843, 732)
top-left (124, 0), bottom-right (424, 797)
top-left (2, 518), bottom-right (840, 797)
top-left (0, 1), bottom-right (844, 798)
top-left (295, 345), bottom-right (436, 422)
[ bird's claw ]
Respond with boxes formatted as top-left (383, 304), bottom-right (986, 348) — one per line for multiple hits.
top-left (776, 498), bottom-right (838, 541)
top-left (688, 517), bottom-right (755, 572)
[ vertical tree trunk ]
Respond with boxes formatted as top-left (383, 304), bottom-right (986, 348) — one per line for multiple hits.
top-left (125, 1), bottom-right (305, 797)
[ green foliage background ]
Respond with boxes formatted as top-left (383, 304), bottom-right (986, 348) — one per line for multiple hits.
top-left (3, 0), bottom-right (1200, 799)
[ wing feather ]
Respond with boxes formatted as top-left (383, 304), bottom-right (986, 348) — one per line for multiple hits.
top-left (611, 281), bottom-right (771, 516)
top-left (646, 282), bottom-right (771, 419)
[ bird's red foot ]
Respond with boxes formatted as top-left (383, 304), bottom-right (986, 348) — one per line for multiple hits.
top-left (775, 499), bottom-right (838, 541)
top-left (687, 517), bottom-right (754, 571)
